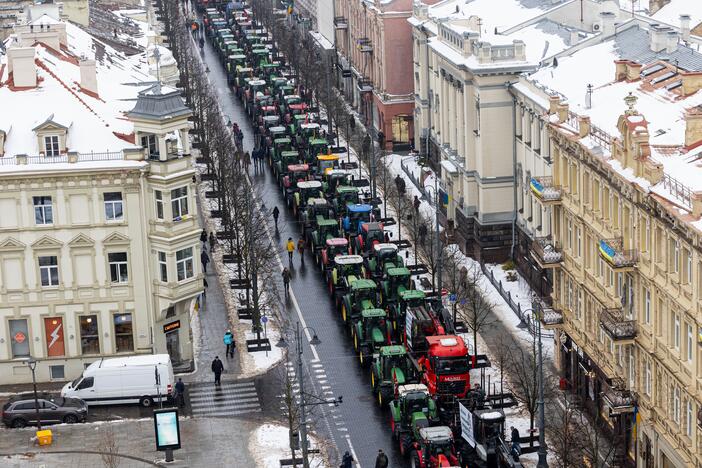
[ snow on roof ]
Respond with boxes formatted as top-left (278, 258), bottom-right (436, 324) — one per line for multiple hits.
top-left (429, 0), bottom-right (560, 32)
top-left (28, 13), bottom-right (62, 26)
top-left (652, 0), bottom-right (702, 30)
top-left (0, 19), bottom-right (161, 156)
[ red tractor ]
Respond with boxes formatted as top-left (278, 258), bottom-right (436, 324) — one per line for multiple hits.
top-left (409, 426), bottom-right (462, 468)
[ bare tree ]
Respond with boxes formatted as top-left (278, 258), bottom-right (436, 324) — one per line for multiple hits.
top-left (99, 426), bottom-right (121, 468)
top-left (455, 259), bottom-right (495, 362)
top-left (501, 336), bottom-right (540, 437)
top-left (549, 385), bottom-right (585, 468)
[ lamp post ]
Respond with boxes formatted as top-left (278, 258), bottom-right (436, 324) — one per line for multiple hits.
top-left (423, 177), bottom-right (443, 294)
top-left (394, 174), bottom-right (406, 243)
top-left (26, 357), bottom-right (41, 431)
top-left (522, 304), bottom-right (548, 467)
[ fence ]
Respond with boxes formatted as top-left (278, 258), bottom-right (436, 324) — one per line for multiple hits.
top-left (0, 152), bottom-right (125, 166)
top-left (480, 261), bottom-right (554, 339)
top-left (400, 158), bottom-right (433, 205)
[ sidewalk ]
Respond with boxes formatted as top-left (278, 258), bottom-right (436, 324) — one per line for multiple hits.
top-left (0, 415), bottom-right (260, 467)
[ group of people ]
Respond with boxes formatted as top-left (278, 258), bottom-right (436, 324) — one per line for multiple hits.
top-left (339, 449), bottom-right (388, 468)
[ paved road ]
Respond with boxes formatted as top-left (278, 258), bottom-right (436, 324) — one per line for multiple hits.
top-left (198, 33), bottom-right (407, 467)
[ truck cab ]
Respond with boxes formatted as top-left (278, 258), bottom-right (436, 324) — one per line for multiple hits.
top-left (416, 336), bottom-right (471, 399)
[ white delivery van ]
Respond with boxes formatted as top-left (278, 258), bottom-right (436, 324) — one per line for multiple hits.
top-left (61, 354), bottom-right (175, 407)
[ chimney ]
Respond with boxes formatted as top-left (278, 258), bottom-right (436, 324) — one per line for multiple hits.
top-left (682, 71), bottom-right (702, 95)
top-left (548, 95), bottom-right (561, 114)
top-left (649, 24), bottom-right (670, 52)
top-left (680, 14), bottom-right (691, 42)
top-left (599, 12), bottom-right (616, 36)
top-left (569, 29), bottom-right (580, 46)
top-left (684, 108), bottom-right (702, 147)
top-left (665, 30), bottom-right (679, 53)
top-left (79, 58), bottom-right (98, 96)
top-left (7, 46), bottom-right (36, 88)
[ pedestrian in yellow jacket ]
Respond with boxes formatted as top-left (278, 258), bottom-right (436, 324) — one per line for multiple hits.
top-left (286, 237), bottom-right (295, 265)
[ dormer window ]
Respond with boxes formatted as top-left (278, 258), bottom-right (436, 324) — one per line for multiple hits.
top-left (44, 135), bottom-right (60, 157)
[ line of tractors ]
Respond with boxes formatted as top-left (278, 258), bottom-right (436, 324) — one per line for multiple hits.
top-left (196, 3), bottom-right (523, 467)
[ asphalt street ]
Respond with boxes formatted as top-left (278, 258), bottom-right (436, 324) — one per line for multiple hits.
top-left (198, 33), bottom-right (407, 467)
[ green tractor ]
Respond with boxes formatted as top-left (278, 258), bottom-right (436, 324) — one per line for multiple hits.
top-left (380, 267), bottom-right (412, 305)
top-left (333, 186), bottom-right (360, 216)
top-left (388, 289), bottom-right (426, 335)
top-left (352, 222), bottom-right (386, 255)
top-left (390, 384), bottom-right (439, 457)
top-left (308, 217), bottom-right (341, 259)
top-left (274, 151), bottom-right (299, 180)
top-left (302, 198), bottom-right (334, 229)
top-left (327, 254), bottom-right (365, 301)
top-left (292, 180), bottom-right (323, 217)
top-left (370, 345), bottom-right (415, 406)
top-left (366, 243), bottom-right (404, 279)
top-left (339, 278), bottom-right (378, 325)
top-left (352, 308), bottom-right (393, 367)
top-left (270, 137), bottom-right (293, 168)
top-left (323, 170), bottom-right (352, 196)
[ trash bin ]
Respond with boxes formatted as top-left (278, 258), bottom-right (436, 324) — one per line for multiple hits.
top-left (36, 429), bottom-right (52, 446)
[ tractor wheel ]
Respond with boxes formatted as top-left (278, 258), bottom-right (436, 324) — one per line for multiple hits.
top-left (399, 435), bottom-right (412, 457)
top-left (370, 370), bottom-right (376, 391)
top-left (342, 303), bottom-right (348, 323)
top-left (379, 388), bottom-right (391, 407)
top-left (410, 450), bottom-right (421, 468)
top-left (378, 388), bottom-right (384, 406)
top-left (359, 346), bottom-right (369, 366)
top-left (352, 330), bottom-right (358, 351)
top-left (328, 278), bottom-right (334, 295)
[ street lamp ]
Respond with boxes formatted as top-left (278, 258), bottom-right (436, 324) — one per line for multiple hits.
top-left (294, 322), bottom-right (323, 468)
top-left (522, 305), bottom-right (548, 468)
top-left (26, 357), bottom-right (41, 431)
top-left (394, 174), bottom-right (406, 243)
top-left (423, 176), bottom-right (443, 295)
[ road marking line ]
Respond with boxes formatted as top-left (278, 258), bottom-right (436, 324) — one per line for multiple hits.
top-left (345, 435), bottom-right (361, 468)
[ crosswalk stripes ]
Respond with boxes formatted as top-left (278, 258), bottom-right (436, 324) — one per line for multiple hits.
top-left (188, 380), bottom-right (262, 417)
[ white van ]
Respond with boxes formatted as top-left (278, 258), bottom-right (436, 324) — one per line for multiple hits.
top-left (61, 354), bottom-right (175, 407)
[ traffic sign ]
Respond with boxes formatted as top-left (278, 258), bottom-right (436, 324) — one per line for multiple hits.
top-left (261, 316), bottom-right (268, 323)
top-left (14, 332), bottom-right (25, 344)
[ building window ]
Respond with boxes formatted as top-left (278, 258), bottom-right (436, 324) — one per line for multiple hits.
top-left (9, 319), bottom-right (30, 358)
top-left (38, 256), bottom-right (59, 286)
top-left (644, 360), bottom-right (651, 396)
top-left (171, 187), bottom-right (189, 220)
top-left (79, 315), bottom-right (99, 354)
top-left (176, 247), bottom-right (194, 281)
top-left (108, 252), bottom-right (129, 283)
top-left (49, 365), bottom-right (65, 380)
top-left (687, 400), bottom-right (693, 437)
top-left (113, 313), bottom-right (134, 352)
top-left (141, 134), bottom-right (158, 158)
top-left (644, 288), bottom-right (651, 325)
top-left (44, 317), bottom-right (65, 357)
top-left (687, 323), bottom-right (693, 363)
top-left (33, 196), bottom-right (54, 225)
top-left (673, 387), bottom-right (681, 424)
top-left (684, 249), bottom-right (692, 284)
top-left (674, 313), bottom-right (681, 350)
top-left (104, 192), bottom-right (124, 221)
top-left (44, 135), bottom-right (60, 157)
top-left (576, 226), bottom-right (582, 258)
top-left (155, 190), bottom-right (164, 220)
top-left (158, 251), bottom-right (168, 282)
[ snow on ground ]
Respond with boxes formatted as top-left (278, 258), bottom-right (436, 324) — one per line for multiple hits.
top-left (243, 324), bottom-right (285, 377)
top-left (249, 423), bottom-right (330, 468)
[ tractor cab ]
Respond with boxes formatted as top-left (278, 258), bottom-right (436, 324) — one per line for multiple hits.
top-left (280, 94), bottom-right (301, 114)
top-left (267, 125), bottom-right (287, 143)
top-left (282, 163), bottom-right (310, 191)
top-left (292, 180), bottom-right (323, 216)
top-left (367, 243), bottom-right (403, 277)
top-left (226, 54), bottom-right (246, 83)
top-left (389, 289), bottom-right (426, 334)
top-left (334, 186), bottom-right (360, 214)
top-left (234, 66), bottom-right (253, 89)
top-left (372, 345), bottom-right (414, 406)
top-left (324, 170), bottom-right (352, 196)
top-left (319, 237), bottom-right (349, 269)
top-left (289, 103), bottom-right (309, 116)
top-left (471, 409), bottom-right (507, 464)
top-left (301, 123), bottom-right (321, 139)
top-left (303, 198), bottom-right (334, 227)
top-left (328, 254), bottom-right (365, 295)
top-left (275, 150), bottom-right (300, 178)
top-left (315, 153), bottom-right (339, 177)
top-left (390, 384), bottom-right (439, 455)
top-left (353, 222), bottom-right (385, 255)
top-left (414, 426), bottom-right (461, 468)
top-left (270, 137), bottom-right (293, 167)
top-left (354, 308), bottom-right (393, 366)
top-left (260, 62), bottom-right (280, 79)
top-left (251, 48), bottom-right (269, 67)
top-left (340, 278), bottom-right (379, 324)
top-left (279, 85), bottom-right (296, 98)
top-left (261, 113), bottom-right (279, 130)
top-left (343, 204), bottom-right (373, 237)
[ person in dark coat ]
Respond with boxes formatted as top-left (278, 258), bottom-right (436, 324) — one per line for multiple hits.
top-left (200, 229), bottom-right (207, 243)
top-left (510, 426), bottom-right (521, 458)
top-left (413, 195), bottom-right (421, 214)
top-left (272, 206), bottom-right (280, 229)
top-left (211, 356), bottom-right (224, 385)
top-left (209, 232), bottom-right (216, 252)
top-left (175, 378), bottom-right (186, 407)
top-left (201, 250), bottom-right (210, 274)
top-left (374, 449), bottom-right (388, 468)
top-left (340, 451), bottom-right (354, 468)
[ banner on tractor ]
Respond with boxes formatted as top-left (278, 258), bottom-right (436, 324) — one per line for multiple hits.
top-left (405, 310), bottom-right (414, 349)
top-left (459, 403), bottom-right (475, 448)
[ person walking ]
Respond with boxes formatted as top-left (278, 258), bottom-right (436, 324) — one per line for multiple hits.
top-left (211, 356), bottom-right (224, 385)
top-left (175, 378), bottom-right (186, 407)
top-left (272, 206), bottom-right (280, 230)
top-left (413, 195), bottom-right (421, 214)
top-left (244, 151), bottom-right (251, 173)
top-left (282, 267), bottom-right (291, 295)
top-left (209, 232), bottom-right (217, 252)
top-left (374, 449), bottom-right (388, 468)
top-left (223, 329), bottom-right (235, 358)
top-left (510, 426), bottom-right (521, 459)
top-left (201, 250), bottom-right (210, 274)
top-left (286, 237), bottom-right (295, 265)
top-left (297, 237), bottom-right (306, 265)
top-left (200, 229), bottom-right (208, 244)
top-left (340, 451), bottom-right (354, 468)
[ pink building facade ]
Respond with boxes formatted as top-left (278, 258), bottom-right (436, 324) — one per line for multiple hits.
top-left (334, 0), bottom-right (439, 149)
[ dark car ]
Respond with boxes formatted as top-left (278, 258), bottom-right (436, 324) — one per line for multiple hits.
top-left (2, 393), bottom-right (88, 428)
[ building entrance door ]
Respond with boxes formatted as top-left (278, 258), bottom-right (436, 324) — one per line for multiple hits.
top-left (166, 330), bottom-right (181, 364)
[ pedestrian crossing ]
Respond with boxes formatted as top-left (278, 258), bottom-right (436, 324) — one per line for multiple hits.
top-left (189, 380), bottom-right (262, 417)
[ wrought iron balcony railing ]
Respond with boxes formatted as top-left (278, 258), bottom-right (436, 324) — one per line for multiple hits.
top-left (531, 237), bottom-right (563, 268)
top-left (533, 298), bottom-right (563, 329)
top-left (334, 16), bottom-right (348, 29)
top-left (529, 176), bottom-right (562, 204)
top-left (598, 238), bottom-right (637, 270)
top-left (600, 307), bottom-right (636, 342)
top-left (356, 38), bottom-right (373, 53)
top-left (602, 378), bottom-right (636, 416)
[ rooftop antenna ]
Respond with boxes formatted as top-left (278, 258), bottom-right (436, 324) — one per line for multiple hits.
top-left (477, 18), bottom-right (483, 38)
top-left (152, 46), bottom-right (161, 89)
top-left (585, 83), bottom-right (593, 109)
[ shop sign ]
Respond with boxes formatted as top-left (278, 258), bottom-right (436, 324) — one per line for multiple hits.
top-left (163, 321), bottom-right (181, 333)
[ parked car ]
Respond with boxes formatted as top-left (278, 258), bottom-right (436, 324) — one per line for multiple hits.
top-left (61, 354), bottom-right (175, 407)
top-left (2, 393), bottom-right (88, 428)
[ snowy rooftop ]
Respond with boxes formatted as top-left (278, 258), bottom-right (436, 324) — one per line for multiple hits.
top-left (428, 0), bottom-right (564, 32)
top-left (527, 22), bottom-right (702, 228)
top-left (0, 18), bottom-right (158, 157)
top-left (651, 0), bottom-right (702, 30)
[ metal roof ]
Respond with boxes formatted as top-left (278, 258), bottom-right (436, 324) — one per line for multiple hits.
top-left (615, 25), bottom-right (702, 71)
top-left (127, 85), bottom-right (191, 121)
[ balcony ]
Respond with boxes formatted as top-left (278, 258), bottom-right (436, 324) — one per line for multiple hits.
top-left (600, 307), bottom-right (636, 344)
top-left (356, 38), bottom-right (373, 53)
top-left (334, 16), bottom-right (348, 29)
top-left (529, 176), bottom-right (562, 205)
top-left (357, 77), bottom-right (373, 93)
top-left (531, 237), bottom-right (563, 269)
top-left (602, 379), bottom-right (636, 416)
top-left (533, 298), bottom-right (563, 329)
top-left (598, 238), bottom-right (637, 271)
